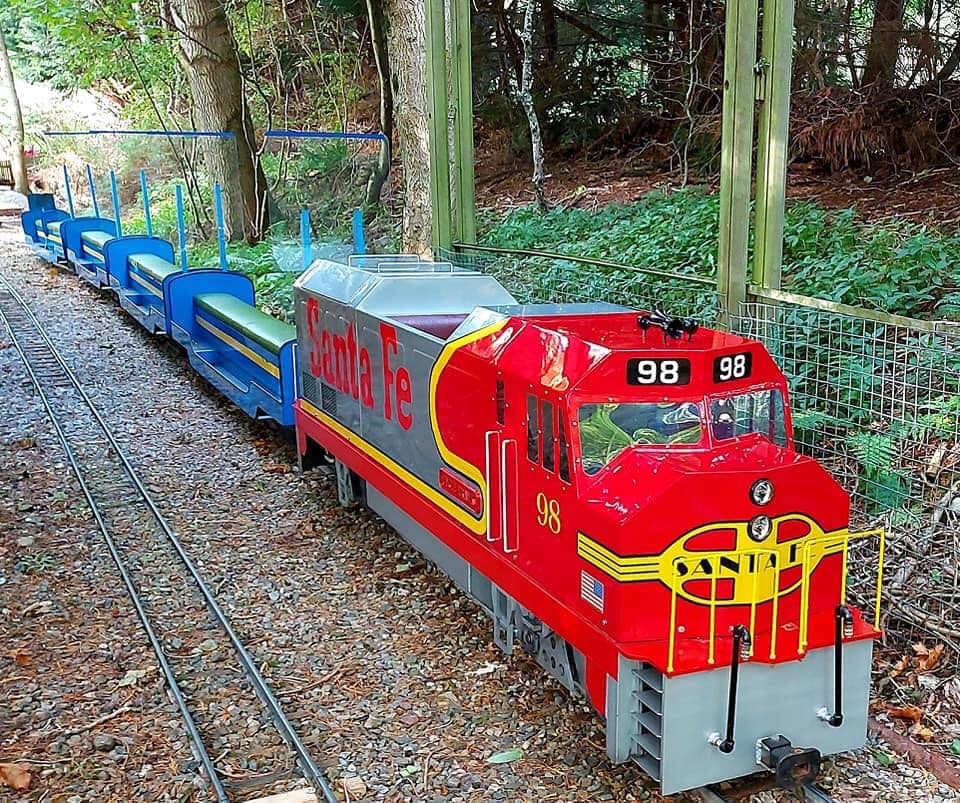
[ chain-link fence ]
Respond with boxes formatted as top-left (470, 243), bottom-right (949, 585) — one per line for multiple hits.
top-left (734, 299), bottom-right (960, 655)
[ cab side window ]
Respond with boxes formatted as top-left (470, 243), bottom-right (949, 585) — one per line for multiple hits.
top-left (558, 409), bottom-right (571, 482)
top-left (526, 396), bottom-right (571, 483)
top-left (541, 400), bottom-right (555, 472)
top-left (526, 394), bottom-right (539, 462)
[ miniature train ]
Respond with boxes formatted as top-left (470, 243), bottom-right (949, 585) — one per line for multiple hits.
top-left (20, 196), bottom-right (882, 796)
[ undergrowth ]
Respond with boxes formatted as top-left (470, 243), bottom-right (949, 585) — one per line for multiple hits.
top-left (479, 188), bottom-right (960, 321)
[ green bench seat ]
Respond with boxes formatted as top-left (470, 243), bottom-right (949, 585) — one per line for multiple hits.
top-left (129, 253), bottom-right (179, 282)
top-left (47, 220), bottom-right (63, 235)
top-left (80, 230), bottom-right (113, 252)
top-left (196, 293), bottom-right (294, 355)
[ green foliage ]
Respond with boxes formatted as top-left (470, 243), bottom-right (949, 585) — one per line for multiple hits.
top-left (482, 190), bottom-right (960, 321)
top-left (3, 0), bottom-right (176, 97)
top-left (844, 430), bottom-right (912, 512)
top-left (478, 189), bottom-right (721, 317)
top-left (781, 203), bottom-right (960, 318)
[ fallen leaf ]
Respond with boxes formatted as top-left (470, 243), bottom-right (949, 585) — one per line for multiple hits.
top-left (887, 705), bottom-right (923, 722)
top-left (872, 749), bottom-right (895, 766)
top-left (910, 723), bottom-right (934, 742)
top-left (117, 668), bottom-right (149, 687)
top-left (912, 642), bottom-right (930, 657)
top-left (342, 776), bottom-right (367, 798)
top-left (6, 648), bottom-right (30, 667)
top-left (263, 462), bottom-right (291, 474)
top-left (890, 655), bottom-right (910, 678)
top-left (398, 764), bottom-right (419, 778)
top-left (0, 763), bottom-right (31, 791)
top-left (950, 739), bottom-right (960, 755)
top-left (917, 643), bottom-right (945, 673)
top-left (487, 748), bottom-right (523, 764)
top-left (435, 691), bottom-right (460, 711)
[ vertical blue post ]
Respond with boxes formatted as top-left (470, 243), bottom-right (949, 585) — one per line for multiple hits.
top-left (62, 166), bottom-right (75, 217)
top-left (109, 170), bottom-right (122, 237)
top-left (214, 182), bottom-right (228, 271)
top-left (301, 208), bottom-right (312, 270)
top-left (139, 170), bottom-right (153, 236)
top-left (352, 207), bottom-right (366, 255)
top-left (175, 184), bottom-right (188, 272)
top-left (86, 164), bottom-right (100, 216)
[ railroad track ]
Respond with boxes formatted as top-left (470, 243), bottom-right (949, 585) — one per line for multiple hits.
top-left (0, 273), bottom-right (338, 803)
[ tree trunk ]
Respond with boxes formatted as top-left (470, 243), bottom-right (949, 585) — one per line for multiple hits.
top-left (0, 28), bottom-right (29, 195)
top-left (936, 32), bottom-right (960, 81)
top-left (365, 0), bottom-right (393, 211)
top-left (862, 0), bottom-right (906, 88)
top-left (383, 0), bottom-right (432, 254)
top-left (519, 0), bottom-right (546, 211)
top-left (170, 0), bottom-right (268, 242)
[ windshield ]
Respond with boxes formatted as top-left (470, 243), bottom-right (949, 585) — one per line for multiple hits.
top-left (710, 388), bottom-right (787, 446)
top-left (578, 402), bottom-right (703, 475)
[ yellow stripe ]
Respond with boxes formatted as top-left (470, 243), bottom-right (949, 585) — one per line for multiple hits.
top-left (427, 320), bottom-right (509, 529)
top-left (197, 316), bottom-right (280, 379)
top-left (85, 247), bottom-right (104, 259)
top-left (577, 533), bottom-right (660, 581)
top-left (129, 270), bottom-right (163, 298)
top-left (302, 397), bottom-right (485, 535)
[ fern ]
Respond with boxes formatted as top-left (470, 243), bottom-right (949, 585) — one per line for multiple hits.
top-left (845, 432), bottom-right (898, 471)
top-left (844, 430), bottom-right (912, 512)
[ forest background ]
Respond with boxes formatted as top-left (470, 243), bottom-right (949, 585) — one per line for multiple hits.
top-left (1, 1), bottom-right (960, 322)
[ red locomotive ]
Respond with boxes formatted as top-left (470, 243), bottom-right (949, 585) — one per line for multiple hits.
top-left (293, 256), bottom-right (883, 796)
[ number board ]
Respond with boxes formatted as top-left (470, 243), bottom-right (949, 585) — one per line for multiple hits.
top-left (713, 352), bottom-right (753, 383)
top-left (626, 358), bottom-right (691, 386)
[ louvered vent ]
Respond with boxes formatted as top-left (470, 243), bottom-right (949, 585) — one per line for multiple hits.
top-left (300, 370), bottom-right (319, 407)
top-left (321, 382), bottom-right (338, 416)
top-left (631, 663), bottom-right (663, 781)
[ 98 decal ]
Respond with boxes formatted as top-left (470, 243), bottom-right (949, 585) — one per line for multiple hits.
top-left (626, 358), bottom-right (691, 386)
top-left (713, 352), bottom-right (753, 383)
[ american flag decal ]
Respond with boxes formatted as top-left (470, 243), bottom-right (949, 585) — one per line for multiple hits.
top-left (580, 570), bottom-right (605, 612)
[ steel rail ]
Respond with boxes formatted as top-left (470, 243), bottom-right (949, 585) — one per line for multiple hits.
top-left (696, 781), bottom-right (838, 802)
top-left (0, 283), bottom-right (230, 802)
top-left (0, 275), bottom-right (338, 803)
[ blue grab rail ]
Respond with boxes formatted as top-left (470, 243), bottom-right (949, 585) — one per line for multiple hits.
top-left (140, 170), bottom-right (153, 236)
top-left (175, 184), bottom-right (188, 271)
top-left (110, 170), bottom-right (122, 237)
top-left (214, 183), bottom-right (228, 271)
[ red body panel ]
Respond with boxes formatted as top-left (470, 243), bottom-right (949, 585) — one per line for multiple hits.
top-left (297, 308), bottom-right (879, 713)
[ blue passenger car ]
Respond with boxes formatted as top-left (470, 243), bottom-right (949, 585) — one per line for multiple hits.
top-left (166, 270), bottom-right (297, 425)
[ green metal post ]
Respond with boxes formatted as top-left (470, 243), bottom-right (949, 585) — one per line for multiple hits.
top-left (716, 0), bottom-right (759, 323)
top-left (450, 0), bottom-right (477, 244)
top-left (425, 0), bottom-right (453, 253)
top-left (754, 0), bottom-right (796, 290)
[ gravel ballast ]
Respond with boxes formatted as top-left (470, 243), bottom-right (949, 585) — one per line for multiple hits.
top-left (0, 231), bottom-right (956, 802)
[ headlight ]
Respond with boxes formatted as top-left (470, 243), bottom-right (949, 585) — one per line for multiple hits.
top-left (750, 478), bottom-right (774, 506)
top-left (748, 514), bottom-right (772, 542)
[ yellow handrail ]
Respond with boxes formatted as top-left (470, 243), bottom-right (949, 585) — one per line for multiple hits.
top-left (665, 529), bottom-right (884, 672)
top-left (798, 528), bottom-right (885, 653)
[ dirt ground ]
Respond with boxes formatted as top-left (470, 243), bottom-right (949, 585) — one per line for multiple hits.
top-left (474, 137), bottom-right (960, 227)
